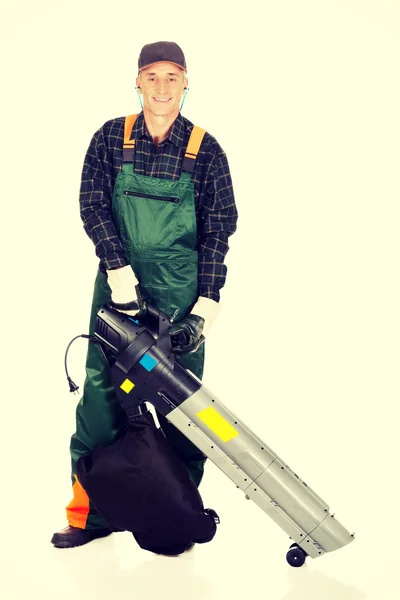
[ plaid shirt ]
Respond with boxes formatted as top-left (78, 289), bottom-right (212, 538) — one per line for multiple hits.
top-left (79, 111), bottom-right (238, 302)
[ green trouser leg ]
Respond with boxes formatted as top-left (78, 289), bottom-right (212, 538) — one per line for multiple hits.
top-left (68, 272), bottom-right (207, 529)
top-left (68, 272), bottom-right (127, 529)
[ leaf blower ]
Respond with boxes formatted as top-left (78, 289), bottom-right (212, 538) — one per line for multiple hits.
top-left (66, 303), bottom-right (355, 566)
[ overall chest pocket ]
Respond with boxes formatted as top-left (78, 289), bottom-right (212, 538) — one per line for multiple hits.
top-left (117, 189), bottom-right (184, 249)
top-left (123, 190), bottom-right (180, 204)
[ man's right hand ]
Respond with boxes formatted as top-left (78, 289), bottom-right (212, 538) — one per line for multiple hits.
top-left (106, 265), bottom-right (145, 316)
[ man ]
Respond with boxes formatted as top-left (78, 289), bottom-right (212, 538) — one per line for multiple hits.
top-left (51, 41), bottom-right (238, 549)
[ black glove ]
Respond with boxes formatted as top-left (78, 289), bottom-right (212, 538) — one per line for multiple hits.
top-left (169, 315), bottom-right (205, 354)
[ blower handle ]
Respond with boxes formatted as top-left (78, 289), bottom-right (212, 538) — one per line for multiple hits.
top-left (136, 303), bottom-right (187, 347)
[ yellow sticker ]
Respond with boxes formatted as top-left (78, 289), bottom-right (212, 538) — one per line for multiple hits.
top-left (196, 406), bottom-right (239, 442)
top-left (120, 378), bottom-right (135, 394)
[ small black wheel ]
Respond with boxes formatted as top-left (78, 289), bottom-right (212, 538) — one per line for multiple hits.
top-left (286, 544), bottom-right (307, 567)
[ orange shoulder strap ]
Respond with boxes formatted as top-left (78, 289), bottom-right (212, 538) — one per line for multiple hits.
top-left (124, 113), bottom-right (138, 147)
top-left (123, 114), bottom-right (138, 162)
top-left (183, 125), bottom-right (206, 172)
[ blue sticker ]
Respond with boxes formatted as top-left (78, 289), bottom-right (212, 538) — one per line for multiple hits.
top-left (139, 353), bottom-right (158, 372)
top-left (128, 317), bottom-right (140, 324)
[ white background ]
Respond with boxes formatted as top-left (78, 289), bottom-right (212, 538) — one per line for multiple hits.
top-left (0, 1), bottom-right (399, 599)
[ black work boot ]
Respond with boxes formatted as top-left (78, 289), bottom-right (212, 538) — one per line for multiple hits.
top-left (155, 541), bottom-right (195, 556)
top-left (51, 525), bottom-right (112, 548)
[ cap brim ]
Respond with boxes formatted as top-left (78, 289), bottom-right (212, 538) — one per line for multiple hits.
top-left (139, 61), bottom-right (186, 73)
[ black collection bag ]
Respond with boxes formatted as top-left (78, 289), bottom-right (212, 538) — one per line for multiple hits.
top-left (76, 409), bottom-right (219, 555)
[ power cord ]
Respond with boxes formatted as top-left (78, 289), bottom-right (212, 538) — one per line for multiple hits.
top-left (64, 334), bottom-right (110, 394)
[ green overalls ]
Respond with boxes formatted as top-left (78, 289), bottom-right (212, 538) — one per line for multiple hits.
top-left (67, 114), bottom-right (208, 530)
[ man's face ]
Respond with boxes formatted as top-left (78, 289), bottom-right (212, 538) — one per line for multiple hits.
top-left (136, 62), bottom-right (187, 116)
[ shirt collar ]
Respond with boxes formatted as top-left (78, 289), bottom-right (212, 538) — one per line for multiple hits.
top-left (130, 111), bottom-right (187, 148)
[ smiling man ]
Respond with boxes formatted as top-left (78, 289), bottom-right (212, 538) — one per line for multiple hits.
top-left (51, 41), bottom-right (238, 549)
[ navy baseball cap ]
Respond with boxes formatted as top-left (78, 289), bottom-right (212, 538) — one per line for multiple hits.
top-left (138, 41), bottom-right (187, 72)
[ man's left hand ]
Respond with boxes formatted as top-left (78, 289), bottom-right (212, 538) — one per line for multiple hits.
top-left (169, 315), bottom-right (205, 353)
top-left (169, 296), bottom-right (220, 353)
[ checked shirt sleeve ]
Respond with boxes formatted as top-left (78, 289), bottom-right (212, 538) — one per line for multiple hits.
top-left (79, 127), bottom-right (127, 271)
top-left (197, 151), bottom-right (238, 302)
